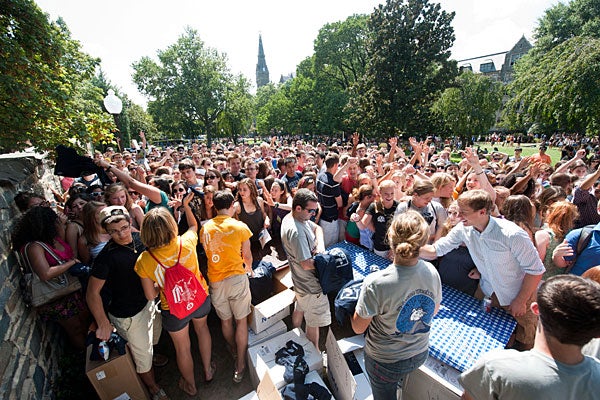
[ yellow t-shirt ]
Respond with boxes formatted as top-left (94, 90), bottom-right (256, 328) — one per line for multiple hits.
top-left (134, 230), bottom-right (208, 310)
top-left (199, 214), bottom-right (252, 283)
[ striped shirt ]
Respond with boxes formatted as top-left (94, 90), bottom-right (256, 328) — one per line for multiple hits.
top-left (316, 171), bottom-right (340, 221)
top-left (434, 217), bottom-right (545, 305)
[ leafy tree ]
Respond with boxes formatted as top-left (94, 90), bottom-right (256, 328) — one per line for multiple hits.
top-left (432, 71), bottom-right (503, 141)
top-left (218, 74), bottom-right (254, 144)
top-left (128, 103), bottom-right (159, 144)
top-left (132, 27), bottom-right (232, 145)
top-left (347, 0), bottom-right (457, 136)
top-left (505, 36), bottom-right (600, 135)
top-left (313, 14), bottom-right (370, 91)
top-left (256, 83), bottom-right (292, 135)
top-left (1, 0), bottom-right (112, 153)
top-left (534, 0), bottom-right (600, 55)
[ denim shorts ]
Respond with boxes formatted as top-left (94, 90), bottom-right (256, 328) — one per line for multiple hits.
top-left (161, 296), bottom-right (212, 332)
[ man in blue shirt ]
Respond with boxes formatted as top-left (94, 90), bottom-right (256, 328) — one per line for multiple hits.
top-left (552, 219), bottom-right (600, 276)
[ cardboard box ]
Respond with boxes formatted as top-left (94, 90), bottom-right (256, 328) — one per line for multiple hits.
top-left (403, 357), bottom-right (462, 400)
top-left (85, 345), bottom-right (150, 400)
top-left (239, 364), bottom-right (283, 400)
top-left (248, 288), bottom-right (295, 334)
top-left (330, 331), bottom-right (462, 400)
top-left (248, 320), bottom-right (288, 348)
top-left (273, 266), bottom-right (293, 291)
top-left (326, 329), bottom-right (373, 400)
top-left (247, 328), bottom-right (323, 389)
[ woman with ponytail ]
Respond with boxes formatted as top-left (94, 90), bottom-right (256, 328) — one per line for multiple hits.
top-left (351, 210), bottom-right (442, 400)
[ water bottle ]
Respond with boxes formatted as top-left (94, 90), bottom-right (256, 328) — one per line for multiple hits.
top-left (98, 341), bottom-right (109, 361)
top-left (482, 296), bottom-right (492, 313)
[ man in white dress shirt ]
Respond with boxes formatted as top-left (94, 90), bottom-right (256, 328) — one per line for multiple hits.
top-left (420, 190), bottom-right (545, 350)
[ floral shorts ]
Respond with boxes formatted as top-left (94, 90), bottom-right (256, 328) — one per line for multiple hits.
top-left (37, 291), bottom-right (87, 322)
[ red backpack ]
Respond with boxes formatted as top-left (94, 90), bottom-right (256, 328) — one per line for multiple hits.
top-left (147, 239), bottom-right (207, 319)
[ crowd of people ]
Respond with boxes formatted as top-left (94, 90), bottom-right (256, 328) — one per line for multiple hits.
top-left (10, 130), bottom-right (600, 399)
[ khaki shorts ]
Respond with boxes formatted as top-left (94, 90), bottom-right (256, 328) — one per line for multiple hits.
top-left (295, 292), bottom-right (331, 328)
top-left (109, 301), bottom-right (161, 373)
top-left (210, 273), bottom-right (251, 321)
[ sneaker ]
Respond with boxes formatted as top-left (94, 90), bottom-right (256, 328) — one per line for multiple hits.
top-left (153, 353), bottom-right (169, 367)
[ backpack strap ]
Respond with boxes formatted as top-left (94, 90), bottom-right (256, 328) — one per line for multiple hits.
top-left (576, 225), bottom-right (595, 256)
top-left (146, 238), bottom-right (183, 269)
top-left (565, 225), bottom-right (595, 274)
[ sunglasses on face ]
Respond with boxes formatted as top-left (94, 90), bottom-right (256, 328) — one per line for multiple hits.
top-left (174, 187), bottom-right (186, 193)
top-left (304, 208), bottom-right (318, 214)
top-left (205, 175), bottom-right (217, 180)
top-left (90, 192), bottom-right (105, 197)
top-left (128, 191), bottom-right (138, 196)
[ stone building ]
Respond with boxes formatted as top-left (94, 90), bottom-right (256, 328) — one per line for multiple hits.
top-left (256, 34), bottom-right (270, 88)
top-left (458, 36), bottom-right (533, 84)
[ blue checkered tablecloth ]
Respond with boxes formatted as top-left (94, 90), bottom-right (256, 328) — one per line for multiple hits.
top-left (328, 241), bottom-right (517, 372)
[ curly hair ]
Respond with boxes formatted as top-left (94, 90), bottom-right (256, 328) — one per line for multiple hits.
top-left (11, 206), bottom-right (59, 250)
top-left (545, 201), bottom-right (579, 242)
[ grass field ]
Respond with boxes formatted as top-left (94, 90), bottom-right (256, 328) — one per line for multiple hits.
top-left (471, 142), bottom-right (562, 164)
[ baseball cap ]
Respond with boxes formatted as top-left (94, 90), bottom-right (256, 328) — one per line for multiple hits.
top-left (99, 206), bottom-right (129, 226)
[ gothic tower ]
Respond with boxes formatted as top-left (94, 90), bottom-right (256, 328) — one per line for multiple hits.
top-left (256, 34), bottom-right (269, 88)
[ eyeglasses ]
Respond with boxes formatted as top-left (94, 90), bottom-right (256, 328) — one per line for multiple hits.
top-left (90, 192), bottom-right (105, 197)
top-left (107, 224), bottom-right (131, 236)
top-left (205, 175), bottom-right (217, 180)
top-left (304, 208), bottom-right (318, 214)
top-left (174, 187), bottom-right (186, 193)
top-left (424, 169), bottom-right (435, 173)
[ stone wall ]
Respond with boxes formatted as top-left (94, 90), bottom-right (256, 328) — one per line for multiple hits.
top-left (0, 153), bottom-right (65, 400)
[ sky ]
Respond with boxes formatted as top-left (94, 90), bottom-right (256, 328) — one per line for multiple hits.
top-left (35, 0), bottom-right (561, 107)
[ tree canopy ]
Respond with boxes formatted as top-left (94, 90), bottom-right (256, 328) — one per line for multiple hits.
top-left (132, 27), bottom-right (234, 145)
top-left (432, 71), bottom-right (503, 141)
top-left (347, 0), bottom-right (457, 136)
top-left (1, 0), bottom-right (114, 153)
top-left (506, 36), bottom-right (600, 135)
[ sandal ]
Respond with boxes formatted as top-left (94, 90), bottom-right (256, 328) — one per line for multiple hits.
top-left (233, 367), bottom-right (245, 384)
top-left (178, 377), bottom-right (197, 396)
top-left (152, 388), bottom-right (169, 400)
top-left (205, 361), bottom-right (216, 383)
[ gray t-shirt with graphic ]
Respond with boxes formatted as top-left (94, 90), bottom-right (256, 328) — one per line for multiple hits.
top-left (356, 260), bottom-right (442, 363)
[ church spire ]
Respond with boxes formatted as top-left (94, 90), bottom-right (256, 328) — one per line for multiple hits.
top-left (256, 34), bottom-right (269, 88)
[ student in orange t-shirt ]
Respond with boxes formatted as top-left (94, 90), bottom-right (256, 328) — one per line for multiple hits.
top-left (200, 190), bottom-right (253, 384)
top-left (530, 144), bottom-right (552, 165)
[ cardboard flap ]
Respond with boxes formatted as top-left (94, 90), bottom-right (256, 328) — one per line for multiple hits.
top-left (326, 328), bottom-right (357, 400)
top-left (255, 289), bottom-right (295, 318)
top-left (337, 334), bottom-right (366, 354)
top-left (255, 357), bottom-right (282, 400)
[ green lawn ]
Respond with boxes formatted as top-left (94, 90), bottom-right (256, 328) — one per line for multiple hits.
top-left (470, 142), bottom-right (562, 164)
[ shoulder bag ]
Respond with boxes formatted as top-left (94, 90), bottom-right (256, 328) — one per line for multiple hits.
top-left (19, 241), bottom-right (82, 307)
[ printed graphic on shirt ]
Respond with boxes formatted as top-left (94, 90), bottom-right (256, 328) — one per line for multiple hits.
top-left (395, 289), bottom-right (436, 335)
